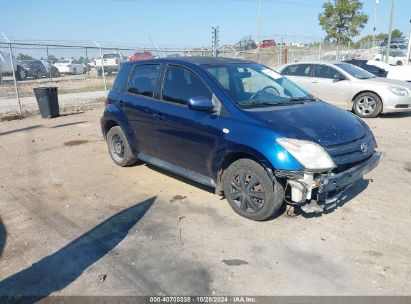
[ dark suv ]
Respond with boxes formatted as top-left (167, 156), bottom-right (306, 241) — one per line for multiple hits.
top-left (101, 57), bottom-right (380, 220)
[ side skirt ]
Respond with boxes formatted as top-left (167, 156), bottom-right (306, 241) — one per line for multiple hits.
top-left (137, 153), bottom-right (216, 188)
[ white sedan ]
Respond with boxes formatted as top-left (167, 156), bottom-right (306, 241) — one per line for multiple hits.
top-left (279, 61), bottom-right (411, 117)
top-left (54, 59), bottom-right (85, 75)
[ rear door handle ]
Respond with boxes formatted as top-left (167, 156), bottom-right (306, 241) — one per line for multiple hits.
top-left (311, 81), bottom-right (318, 83)
top-left (153, 113), bottom-right (165, 120)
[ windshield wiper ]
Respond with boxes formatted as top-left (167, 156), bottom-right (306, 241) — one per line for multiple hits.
top-left (288, 97), bottom-right (316, 102)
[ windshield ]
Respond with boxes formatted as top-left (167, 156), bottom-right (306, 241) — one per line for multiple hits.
top-left (204, 63), bottom-right (312, 108)
top-left (335, 62), bottom-right (375, 79)
top-left (57, 59), bottom-right (70, 63)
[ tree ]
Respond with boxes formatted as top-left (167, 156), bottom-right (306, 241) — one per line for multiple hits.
top-left (319, 0), bottom-right (368, 49)
top-left (47, 54), bottom-right (59, 63)
top-left (16, 53), bottom-right (33, 60)
top-left (391, 29), bottom-right (403, 38)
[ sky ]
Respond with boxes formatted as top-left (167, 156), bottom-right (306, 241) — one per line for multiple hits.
top-left (0, 0), bottom-right (410, 48)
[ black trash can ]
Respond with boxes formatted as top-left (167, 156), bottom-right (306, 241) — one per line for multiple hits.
top-left (33, 87), bottom-right (59, 118)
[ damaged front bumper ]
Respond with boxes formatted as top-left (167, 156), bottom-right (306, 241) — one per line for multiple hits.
top-left (277, 151), bottom-right (381, 213)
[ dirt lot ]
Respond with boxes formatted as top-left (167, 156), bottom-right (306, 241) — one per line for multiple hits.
top-left (0, 105), bottom-right (410, 297)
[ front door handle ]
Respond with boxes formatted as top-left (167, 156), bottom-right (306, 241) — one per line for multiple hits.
top-left (153, 113), bottom-right (165, 120)
top-left (311, 81), bottom-right (318, 84)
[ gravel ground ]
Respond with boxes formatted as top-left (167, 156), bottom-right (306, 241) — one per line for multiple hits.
top-left (0, 106), bottom-right (410, 297)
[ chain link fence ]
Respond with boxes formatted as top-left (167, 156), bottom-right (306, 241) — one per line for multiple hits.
top-left (0, 35), bottom-right (380, 116)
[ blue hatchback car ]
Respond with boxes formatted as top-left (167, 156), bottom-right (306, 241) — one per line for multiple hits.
top-left (101, 57), bottom-right (381, 220)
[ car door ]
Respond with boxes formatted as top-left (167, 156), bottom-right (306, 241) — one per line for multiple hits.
top-left (149, 64), bottom-right (221, 177)
top-left (281, 64), bottom-right (313, 92)
top-left (121, 63), bottom-right (161, 155)
top-left (310, 64), bottom-right (351, 107)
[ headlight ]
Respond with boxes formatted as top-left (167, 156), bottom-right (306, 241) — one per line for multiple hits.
top-left (389, 87), bottom-right (409, 96)
top-left (276, 138), bottom-right (336, 171)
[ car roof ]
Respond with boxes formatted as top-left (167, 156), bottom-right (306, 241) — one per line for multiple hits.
top-left (282, 61), bottom-right (343, 66)
top-left (122, 56), bottom-right (255, 67)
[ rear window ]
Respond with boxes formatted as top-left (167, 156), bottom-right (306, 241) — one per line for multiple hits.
top-left (282, 64), bottom-right (311, 77)
top-left (104, 53), bottom-right (120, 59)
top-left (127, 64), bottom-right (160, 97)
top-left (112, 64), bottom-right (133, 92)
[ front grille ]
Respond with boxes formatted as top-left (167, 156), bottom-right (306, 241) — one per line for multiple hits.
top-left (325, 133), bottom-right (376, 166)
top-left (332, 157), bottom-right (370, 174)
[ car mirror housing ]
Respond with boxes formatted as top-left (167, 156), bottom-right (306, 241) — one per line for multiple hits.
top-left (188, 96), bottom-right (215, 112)
top-left (333, 74), bottom-right (345, 81)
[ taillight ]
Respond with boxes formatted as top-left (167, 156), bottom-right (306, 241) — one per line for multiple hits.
top-left (104, 98), bottom-right (110, 106)
top-left (115, 58), bottom-right (119, 65)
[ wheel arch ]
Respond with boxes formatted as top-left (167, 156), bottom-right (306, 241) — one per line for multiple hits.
top-left (213, 147), bottom-right (274, 195)
top-left (351, 90), bottom-right (383, 110)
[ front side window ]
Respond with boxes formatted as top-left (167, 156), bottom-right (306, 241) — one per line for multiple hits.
top-left (162, 65), bottom-right (211, 105)
top-left (313, 65), bottom-right (344, 79)
top-left (205, 63), bottom-right (311, 108)
top-left (127, 64), bottom-right (160, 97)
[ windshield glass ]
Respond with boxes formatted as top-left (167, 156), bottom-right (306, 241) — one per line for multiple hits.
top-left (204, 63), bottom-right (312, 108)
top-left (57, 59), bottom-right (70, 63)
top-left (335, 62), bottom-right (375, 79)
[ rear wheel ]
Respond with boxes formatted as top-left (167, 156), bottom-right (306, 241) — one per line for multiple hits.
top-left (353, 92), bottom-right (382, 118)
top-left (72, 68), bottom-right (77, 75)
top-left (222, 159), bottom-right (284, 221)
top-left (106, 126), bottom-right (137, 166)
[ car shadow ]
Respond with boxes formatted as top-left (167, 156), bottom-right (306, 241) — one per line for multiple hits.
top-left (295, 178), bottom-right (370, 218)
top-left (0, 217), bottom-right (6, 258)
top-left (0, 197), bottom-right (155, 303)
top-left (145, 163), bottom-right (215, 194)
top-left (378, 112), bottom-right (411, 119)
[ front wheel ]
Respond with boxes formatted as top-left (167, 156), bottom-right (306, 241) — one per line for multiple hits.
top-left (106, 126), bottom-right (137, 166)
top-left (222, 159), bottom-right (284, 221)
top-left (353, 92), bottom-right (383, 118)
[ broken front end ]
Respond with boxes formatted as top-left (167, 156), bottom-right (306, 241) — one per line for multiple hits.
top-left (275, 134), bottom-right (381, 213)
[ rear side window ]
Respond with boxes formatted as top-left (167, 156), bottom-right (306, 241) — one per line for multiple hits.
top-left (112, 64), bottom-right (133, 92)
top-left (162, 65), bottom-right (211, 105)
top-left (283, 64), bottom-right (311, 77)
top-left (127, 64), bottom-right (160, 97)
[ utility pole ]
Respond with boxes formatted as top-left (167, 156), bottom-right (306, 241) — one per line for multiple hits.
top-left (257, 0), bottom-right (263, 51)
top-left (385, 0), bottom-right (396, 63)
top-left (406, 19), bottom-right (411, 66)
top-left (211, 26), bottom-right (219, 57)
top-left (373, 0), bottom-right (379, 48)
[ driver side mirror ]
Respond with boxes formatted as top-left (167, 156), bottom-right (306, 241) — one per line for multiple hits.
top-left (333, 74), bottom-right (345, 81)
top-left (188, 96), bottom-right (215, 112)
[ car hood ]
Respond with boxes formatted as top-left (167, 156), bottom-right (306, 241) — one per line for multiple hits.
top-left (246, 101), bottom-right (366, 147)
top-left (360, 76), bottom-right (411, 88)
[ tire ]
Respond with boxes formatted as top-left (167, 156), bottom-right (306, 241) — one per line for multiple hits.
top-left (396, 60), bottom-right (403, 66)
top-left (353, 92), bottom-right (383, 118)
top-left (106, 126), bottom-right (137, 167)
top-left (16, 67), bottom-right (27, 81)
top-left (72, 68), bottom-right (77, 75)
top-left (222, 159), bottom-right (284, 221)
top-left (97, 68), bottom-right (102, 76)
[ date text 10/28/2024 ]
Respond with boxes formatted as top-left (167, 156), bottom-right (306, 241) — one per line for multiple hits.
top-left (149, 296), bottom-right (257, 303)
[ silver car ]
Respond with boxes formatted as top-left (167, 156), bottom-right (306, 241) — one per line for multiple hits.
top-left (279, 61), bottom-right (411, 117)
